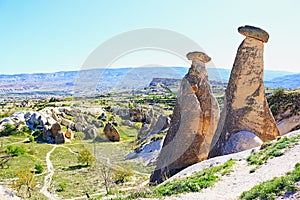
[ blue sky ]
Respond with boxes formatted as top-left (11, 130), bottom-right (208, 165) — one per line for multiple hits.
top-left (0, 0), bottom-right (299, 74)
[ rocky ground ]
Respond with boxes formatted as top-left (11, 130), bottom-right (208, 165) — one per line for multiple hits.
top-left (158, 130), bottom-right (300, 200)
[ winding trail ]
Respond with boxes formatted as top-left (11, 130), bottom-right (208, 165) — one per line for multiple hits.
top-left (40, 145), bottom-right (58, 200)
top-left (60, 146), bottom-right (78, 155)
top-left (97, 155), bottom-right (150, 177)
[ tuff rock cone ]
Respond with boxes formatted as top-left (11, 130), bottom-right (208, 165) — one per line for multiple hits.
top-left (209, 25), bottom-right (280, 158)
top-left (150, 51), bottom-right (220, 185)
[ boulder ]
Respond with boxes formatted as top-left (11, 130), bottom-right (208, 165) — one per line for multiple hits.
top-left (59, 107), bottom-right (80, 117)
top-left (137, 115), bottom-right (170, 140)
top-left (43, 129), bottom-right (53, 142)
top-left (104, 123), bottom-right (120, 142)
top-left (55, 131), bottom-right (65, 144)
top-left (61, 117), bottom-right (74, 128)
top-left (85, 126), bottom-right (97, 139)
top-left (125, 139), bottom-right (164, 166)
top-left (0, 117), bottom-right (15, 126)
top-left (209, 26), bottom-right (280, 158)
top-left (148, 115), bottom-right (170, 135)
top-left (50, 123), bottom-right (61, 137)
top-left (150, 51), bottom-right (220, 185)
top-left (93, 119), bottom-right (103, 128)
top-left (122, 120), bottom-right (134, 127)
top-left (137, 123), bottom-right (150, 139)
top-left (51, 113), bottom-right (61, 123)
top-left (186, 51), bottom-right (211, 63)
top-left (75, 123), bottom-right (85, 132)
top-left (10, 112), bottom-right (25, 123)
top-left (277, 115), bottom-right (300, 135)
top-left (65, 128), bottom-right (73, 140)
top-left (238, 25), bottom-right (269, 43)
top-left (222, 131), bottom-right (263, 155)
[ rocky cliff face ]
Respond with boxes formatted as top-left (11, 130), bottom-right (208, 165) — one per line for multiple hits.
top-left (209, 26), bottom-right (280, 158)
top-left (150, 52), bottom-right (220, 185)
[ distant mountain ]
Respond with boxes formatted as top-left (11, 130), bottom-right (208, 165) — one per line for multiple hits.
top-left (265, 73), bottom-right (300, 89)
top-left (0, 67), bottom-right (297, 97)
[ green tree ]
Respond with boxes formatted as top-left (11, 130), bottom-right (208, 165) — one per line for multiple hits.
top-left (77, 148), bottom-right (96, 166)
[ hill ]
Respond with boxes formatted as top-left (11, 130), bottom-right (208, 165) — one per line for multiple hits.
top-left (265, 73), bottom-right (300, 89)
top-left (0, 67), bottom-right (297, 97)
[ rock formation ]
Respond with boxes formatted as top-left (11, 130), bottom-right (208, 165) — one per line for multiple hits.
top-left (55, 131), bottom-right (65, 144)
top-left (104, 122), bottom-right (120, 142)
top-left (267, 91), bottom-right (300, 135)
top-left (150, 51), bottom-right (220, 185)
top-left (65, 128), bottom-right (73, 140)
top-left (125, 139), bottom-right (163, 166)
top-left (137, 115), bottom-right (170, 140)
top-left (209, 25), bottom-right (280, 158)
top-left (50, 122), bottom-right (61, 137)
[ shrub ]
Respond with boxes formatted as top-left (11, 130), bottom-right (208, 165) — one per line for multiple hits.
top-left (113, 167), bottom-right (134, 184)
top-left (114, 159), bottom-right (236, 199)
top-left (12, 168), bottom-right (36, 198)
top-left (28, 135), bottom-right (34, 143)
top-left (273, 87), bottom-right (285, 97)
top-left (6, 145), bottom-right (26, 156)
top-left (22, 126), bottom-right (32, 134)
top-left (269, 104), bottom-right (279, 115)
top-left (34, 164), bottom-right (44, 174)
top-left (246, 135), bottom-right (300, 167)
top-left (0, 124), bottom-right (16, 136)
top-left (64, 97), bottom-right (73, 101)
top-left (241, 163), bottom-right (300, 200)
top-left (57, 182), bottom-right (67, 192)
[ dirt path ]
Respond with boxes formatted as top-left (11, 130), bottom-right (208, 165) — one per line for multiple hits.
top-left (60, 146), bottom-right (78, 155)
top-left (97, 154), bottom-right (150, 177)
top-left (40, 145), bottom-right (58, 200)
top-left (166, 136), bottom-right (300, 200)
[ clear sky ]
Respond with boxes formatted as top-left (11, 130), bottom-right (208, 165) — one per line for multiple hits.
top-left (0, 0), bottom-right (299, 74)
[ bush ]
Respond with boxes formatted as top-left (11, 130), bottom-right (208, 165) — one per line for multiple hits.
top-left (0, 124), bottom-right (16, 136)
top-left (57, 182), bottom-right (67, 192)
top-left (28, 135), bottom-right (34, 143)
top-left (34, 164), bottom-right (44, 174)
top-left (6, 145), bottom-right (26, 156)
top-left (22, 126), bottom-right (31, 133)
top-left (12, 168), bottom-right (36, 198)
top-left (273, 88), bottom-right (285, 97)
top-left (246, 135), bottom-right (300, 166)
top-left (64, 97), bottom-right (73, 101)
top-left (113, 167), bottom-right (134, 184)
top-left (241, 163), bottom-right (300, 200)
top-left (269, 104), bottom-right (279, 115)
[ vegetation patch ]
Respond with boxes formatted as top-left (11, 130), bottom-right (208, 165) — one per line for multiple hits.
top-left (113, 159), bottom-right (236, 199)
top-left (246, 135), bottom-right (300, 168)
top-left (267, 89), bottom-right (300, 117)
top-left (240, 163), bottom-right (300, 200)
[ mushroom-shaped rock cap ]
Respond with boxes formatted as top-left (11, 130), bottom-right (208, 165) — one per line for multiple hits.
top-left (238, 25), bottom-right (269, 43)
top-left (186, 51), bottom-right (211, 63)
